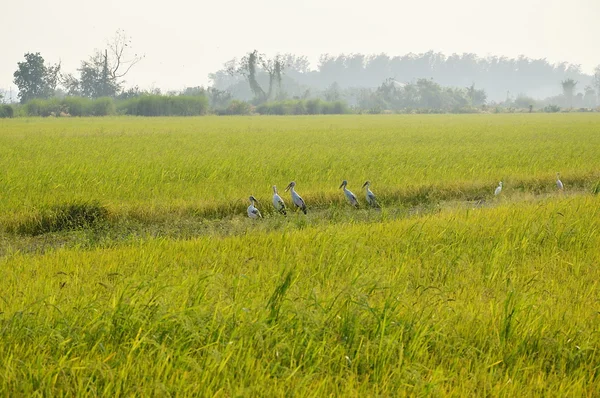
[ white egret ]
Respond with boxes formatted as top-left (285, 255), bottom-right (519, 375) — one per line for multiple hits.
top-left (494, 181), bottom-right (503, 196)
top-left (340, 180), bottom-right (359, 208)
top-left (272, 185), bottom-right (287, 215)
top-left (247, 196), bottom-right (262, 219)
top-left (362, 180), bottom-right (379, 207)
top-left (284, 181), bottom-right (307, 214)
top-left (556, 172), bottom-right (564, 191)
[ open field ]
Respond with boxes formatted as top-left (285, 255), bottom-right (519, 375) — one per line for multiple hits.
top-left (1, 114), bottom-right (600, 395)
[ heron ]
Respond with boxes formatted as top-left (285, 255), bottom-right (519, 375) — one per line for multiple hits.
top-left (284, 181), bottom-right (307, 214)
top-left (272, 185), bottom-right (287, 215)
top-left (494, 181), bottom-right (503, 196)
top-left (556, 173), bottom-right (564, 191)
top-left (340, 180), bottom-right (359, 208)
top-left (247, 196), bottom-right (262, 219)
top-left (362, 181), bottom-right (379, 207)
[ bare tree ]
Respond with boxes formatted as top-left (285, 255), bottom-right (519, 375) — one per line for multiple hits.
top-left (561, 78), bottom-right (577, 108)
top-left (106, 29), bottom-right (144, 81)
top-left (594, 65), bottom-right (600, 105)
top-left (63, 29), bottom-right (144, 98)
top-left (227, 50), bottom-right (286, 103)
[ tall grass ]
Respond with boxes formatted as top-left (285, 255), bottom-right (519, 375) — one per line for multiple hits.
top-left (0, 196), bottom-right (599, 395)
top-left (1, 114), bottom-right (600, 394)
top-left (1, 114), bottom-right (599, 219)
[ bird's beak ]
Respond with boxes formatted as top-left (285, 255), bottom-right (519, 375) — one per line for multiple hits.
top-left (362, 181), bottom-right (368, 188)
top-left (339, 183), bottom-right (344, 189)
top-left (284, 183), bottom-right (291, 192)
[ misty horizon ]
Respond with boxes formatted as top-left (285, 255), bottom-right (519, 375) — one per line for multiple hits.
top-left (3, 0), bottom-right (599, 100)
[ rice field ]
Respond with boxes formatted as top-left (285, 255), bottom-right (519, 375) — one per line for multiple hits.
top-left (1, 114), bottom-right (599, 396)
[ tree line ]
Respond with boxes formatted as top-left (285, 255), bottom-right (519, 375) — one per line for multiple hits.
top-left (4, 37), bottom-right (600, 116)
top-left (212, 51), bottom-right (600, 109)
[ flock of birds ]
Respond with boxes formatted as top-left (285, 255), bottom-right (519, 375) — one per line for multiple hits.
top-left (247, 173), bottom-right (566, 219)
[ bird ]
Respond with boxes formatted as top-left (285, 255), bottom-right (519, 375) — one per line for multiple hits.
top-left (284, 181), bottom-right (307, 214)
top-left (362, 180), bottom-right (379, 207)
top-left (494, 181), bottom-right (503, 196)
top-left (272, 185), bottom-right (287, 215)
top-left (340, 180), bottom-right (359, 208)
top-left (247, 196), bottom-right (262, 219)
top-left (556, 172), bottom-right (564, 191)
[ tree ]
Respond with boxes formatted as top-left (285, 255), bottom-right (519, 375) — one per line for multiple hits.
top-left (63, 30), bottom-right (143, 98)
top-left (227, 50), bottom-right (286, 103)
top-left (466, 83), bottom-right (487, 106)
top-left (323, 82), bottom-right (341, 101)
top-left (561, 78), bottom-right (577, 108)
top-left (583, 85), bottom-right (596, 108)
top-left (13, 53), bottom-right (60, 103)
top-left (594, 65), bottom-right (600, 105)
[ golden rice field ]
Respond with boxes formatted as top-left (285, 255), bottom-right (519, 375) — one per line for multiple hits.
top-left (1, 114), bottom-right (600, 396)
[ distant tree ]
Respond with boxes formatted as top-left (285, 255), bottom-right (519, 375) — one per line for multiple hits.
top-left (583, 85), bottom-right (596, 108)
top-left (227, 50), bottom-right (286, 103)
top-left (63, 30), bottom-right (143, 98)
top-left (594, 65), bottom-right (600, 104)
top-left (323, 82), bottom-right (341, 101)
top-left (561, 78), bottom-right (577, 108)
top-left (13, 52), bottom-right (60, 103)
top-left (466, 83), bottom-right (487, 106)
top-left (513, 95), bottom-right (537, 109)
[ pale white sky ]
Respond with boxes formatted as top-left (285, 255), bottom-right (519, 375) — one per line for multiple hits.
top-left (2, 0), bottom-right (599, 96)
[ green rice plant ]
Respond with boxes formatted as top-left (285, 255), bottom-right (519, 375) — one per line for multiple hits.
top-left (1, 114), bottom-right (600, 395)
top-left (7, 201), bottom-right (109, 236)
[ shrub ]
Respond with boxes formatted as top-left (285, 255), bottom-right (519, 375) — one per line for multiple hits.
top-left (62, 97), bottom-right (88, 116)
top-left (23, 97), bottom-right (116, 117)
top-left (305, 99), bottom-right (322, 114)
top-left (88, 97), bottom-right (116, 116)
top-left (255, 99), bottom-right (349, 115)
top-left (0, 104), bottom-right (14, 118)
top-left (119, 95), bottom-right (209, 116)
top-left (544, 105), bottom-right (561, 113)
top-left (217, 100), bottom-right (252, 115)
top-left (25, 98), bottom-right (63, 117)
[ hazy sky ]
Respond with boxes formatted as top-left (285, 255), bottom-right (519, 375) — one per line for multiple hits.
top-left (3, 0), bottom-right (599, 95)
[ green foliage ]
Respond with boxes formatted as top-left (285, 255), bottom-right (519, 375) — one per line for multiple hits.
top-left (23, 97), bottom-right (116, 116)
top-left (216, 100), bottom-right (252, 115)
top-left (13, 52), bottom-right (60, 103)
top-left (544, 104), bottom-right (561, 113)
top-left (256, 99), bottom-right (349, 115)
top-left (513, 95), bottom-right (538, 109)
top-left (118, 95), bottom-right (209, 116)
top-left (363, 78), bottom-right (479, 113)
top-left (0, 104), bottom-right (14, 118)
top-left (24, 98), bottom-right (63, 116)
top-left (87, 97), bottom-right (116, 116)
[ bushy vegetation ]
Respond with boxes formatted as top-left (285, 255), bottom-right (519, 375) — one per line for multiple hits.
top-left (24, 97), bottom-right (116, 116)
top-left (256, 99), bottom-right (349, 115)
top-left (0, 104), bottom-right (14, 118)
top-left (1, 115), bottom-right (600, 395)
top-left (117, 94), bottom-right (209, 116)
top-left (214, 99), bottom-right (252, 115)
